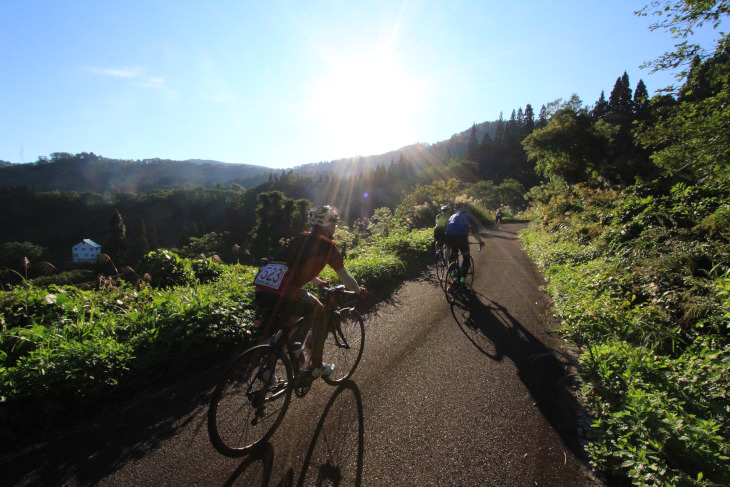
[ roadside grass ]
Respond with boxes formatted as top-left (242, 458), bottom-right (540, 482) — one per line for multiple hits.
top-left (520, 182), bottom-right (730, 486)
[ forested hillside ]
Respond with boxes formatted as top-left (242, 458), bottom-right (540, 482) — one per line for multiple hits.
top-left (0, 153), bottom-right (271, 193)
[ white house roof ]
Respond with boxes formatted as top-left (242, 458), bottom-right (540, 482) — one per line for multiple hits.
top-left (81, 239), bottom-right (101, 248)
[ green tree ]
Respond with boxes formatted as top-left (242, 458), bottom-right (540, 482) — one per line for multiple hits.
top-left (0, 241), bottom-right (45, 270)
top-left (522, 95), bottom-right (614, 184)
top-left (638, 39), bottom-right (730, 182)
top-left (633, 79), bottom-right (650, 119)
top-left (466, 123), bottom-right (479, 162)
top-left (636, 1), bottom-right (730, 182)
top-left (523, 104), bottom-right (535, 133)
top-left (106, 208), bottom-right (127, 265)
top-left (592, 90), bottom-right (609, 120)
top-left (638, 0), bottom-right (730, 80)
top-left (129, 215), bottom-right (151, 263)
top-left (608, 71), bottom-right (633, 116)
top-left (497, 178), bottom-right (527, 210)
top-left (251, 191), bottom-right (310, 257)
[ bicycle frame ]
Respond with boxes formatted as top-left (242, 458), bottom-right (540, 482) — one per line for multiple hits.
top-left (265, 286), bottom-right (359, 392)
top-left (208, 285), bottom-right (365, 456)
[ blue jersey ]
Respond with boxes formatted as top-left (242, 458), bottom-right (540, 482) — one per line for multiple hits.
top-left (445, 211), bottom-right (472, 236)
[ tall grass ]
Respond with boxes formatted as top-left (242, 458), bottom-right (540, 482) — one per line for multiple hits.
top-left (521, 182), bottom-right (730, 486)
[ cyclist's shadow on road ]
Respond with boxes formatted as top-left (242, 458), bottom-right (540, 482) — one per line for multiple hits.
top-left (449, 292), bottom-right (589, 461)
top-left (224, 380), bottom-right (365, 487)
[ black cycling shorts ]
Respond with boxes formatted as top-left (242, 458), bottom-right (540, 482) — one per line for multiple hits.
top-left (443, 234), bottom-right (470, 255)
top-left (434, 227), bottom-right (446, 242)
top-left (255, 289), bottom-right (322, 333)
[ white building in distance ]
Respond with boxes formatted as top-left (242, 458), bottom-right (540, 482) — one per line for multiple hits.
top-left (72, 239), bottom-right (102, 263)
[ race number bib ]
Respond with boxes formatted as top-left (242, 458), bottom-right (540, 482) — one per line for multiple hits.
top-left (254, 263), bottom-right (288, 290)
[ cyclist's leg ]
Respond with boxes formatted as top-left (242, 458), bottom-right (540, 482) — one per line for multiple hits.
top-left (458, 236), bottom-right (471, 277)
top-left (443, 234), bottom-right (457, 265)
top-left (434, 227), bottom-right (445, 255)
top-left (290, 290), bottom-right (327, 369)
top-left (254, 291), bottom-right (287, 339)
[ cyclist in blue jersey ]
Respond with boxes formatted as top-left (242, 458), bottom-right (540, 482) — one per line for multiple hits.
top-left (444, 203), bottom-right (484, 282)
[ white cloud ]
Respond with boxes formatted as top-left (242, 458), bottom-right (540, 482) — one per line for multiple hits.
top-left (86, 67), bottom-right (143, 78)
top-left (86, 67), bottom-right (170, 93)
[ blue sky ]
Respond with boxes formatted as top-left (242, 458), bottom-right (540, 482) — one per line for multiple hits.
top-left (0, 1), bottom-right (723, 168)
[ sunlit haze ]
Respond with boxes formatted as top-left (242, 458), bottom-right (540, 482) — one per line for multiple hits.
top-left (0, 1), bottom-right (723, 168)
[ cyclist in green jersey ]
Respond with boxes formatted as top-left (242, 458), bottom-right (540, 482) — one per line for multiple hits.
top-left (434, 205), bottom-right (452, 258)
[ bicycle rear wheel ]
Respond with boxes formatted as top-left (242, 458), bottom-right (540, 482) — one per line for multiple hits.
top-left (435, 252), bottom-right (447, 283)
top-left (322, 308), bottom-right (365, 384)
top-left (444, 262), bottom-right (460, 304)
top-left (208, 344), bottom-right (292, 457)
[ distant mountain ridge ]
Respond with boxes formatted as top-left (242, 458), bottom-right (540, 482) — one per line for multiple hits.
top-left (0, 154), bottom-right (272, 193)
top-left (0, 120), bottom-right (498, 193)
top-left (294, 120), bottom-right (499, 178)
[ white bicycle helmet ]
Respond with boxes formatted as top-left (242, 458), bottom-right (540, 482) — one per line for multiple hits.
top-left (308, 205), bottom-right (339, 228)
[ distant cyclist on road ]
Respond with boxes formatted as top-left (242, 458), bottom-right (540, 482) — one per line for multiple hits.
top-left (434, 205), bottom-right (452, 258)
top-left (444, 203), bottom-right (484, 282)
top-left (253, 205), bottom-right (367, 379)
top-left (495, 208), bottom-right (503, 224)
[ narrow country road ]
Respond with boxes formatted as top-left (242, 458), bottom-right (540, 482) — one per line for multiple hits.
top-left (5, 223), bottom-right (602, 486)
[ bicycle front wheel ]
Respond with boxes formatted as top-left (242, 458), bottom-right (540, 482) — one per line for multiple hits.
top-left (208, 344), bottom-right (293, 457)
top-left (465, 255), bottom-right (475, 289)
top-left (322, 308), bottom-right (365, 384)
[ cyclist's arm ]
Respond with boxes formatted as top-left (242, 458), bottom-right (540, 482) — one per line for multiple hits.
top-left (309, 276), bottom-right (327, 286)
top-left (336, 267), bottom-right (363, 295)
top-left (467, 215), bottom-right (484, 243)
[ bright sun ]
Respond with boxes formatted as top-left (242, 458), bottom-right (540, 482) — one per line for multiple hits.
top-left (311, 56), bottom-right (425, 157)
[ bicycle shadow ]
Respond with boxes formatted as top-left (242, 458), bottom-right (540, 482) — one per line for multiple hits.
top-left (224, 380), bottom-right (365, 487)
top-left (1, 360), bottom-right (227, 486)
top-left (448, 292), bottom-right (589, 461)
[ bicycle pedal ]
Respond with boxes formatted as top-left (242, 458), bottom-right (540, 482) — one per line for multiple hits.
top-left (251, 407), bottom-right (265, 425)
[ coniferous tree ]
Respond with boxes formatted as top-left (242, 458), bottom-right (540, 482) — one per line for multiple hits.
top-left (609, 71), bottom-right (633, 116)
top-left (536, 105), bottom-right (549, 129)
top-left (466, 123), bottom-right (479, 162)
top-left (130, 215), bottom-right (151, 263)
top-left (523, 104), bottom-right (535, 134)
top-left (633, 79), bottom-right (650, 120)
top-left (478, 132), bottom-right (494, 179)
top-left (107, 208), bottom-right (127, 265)
top-left (593, 90), bottom-right (609, 120)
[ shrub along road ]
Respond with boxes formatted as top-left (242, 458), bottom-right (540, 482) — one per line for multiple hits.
top-left (4, 222), bottom-right (602, 486)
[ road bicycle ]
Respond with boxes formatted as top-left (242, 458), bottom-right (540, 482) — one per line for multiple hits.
top-left (443, 242), bottom-right (482, 304)
top-left (207, 285), bottom-right (365, 457)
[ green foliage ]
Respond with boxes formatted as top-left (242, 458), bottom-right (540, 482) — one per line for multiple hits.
top-left (0, 242), bottom-right (45, 269)
top-left (333, 224), bottom-right (358, 256)
top-left (190, 257), bottom-right (225, 284)
top-left (137, 250), bottom-right (196, 288)
top-left (522, 95), bottom-right (615, 184)
top-left (521, 178), bottom-right (730, 485)
top-left (179, 231), bottom-right (231, 260)
top-left (582, 340), bottom-right (730, 486)
top-left (251, 191), bottom-right (310, 257)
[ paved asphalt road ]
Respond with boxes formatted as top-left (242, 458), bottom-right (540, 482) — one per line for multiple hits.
top-left (4, 223), bottom-right (603, 486)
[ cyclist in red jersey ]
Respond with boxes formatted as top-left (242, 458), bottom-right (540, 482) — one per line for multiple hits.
top-left (254, 205), bottom-right (367, 378)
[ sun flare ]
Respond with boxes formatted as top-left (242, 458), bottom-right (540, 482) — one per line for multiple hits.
top-left (311, 56), bottom-right (426, 157)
